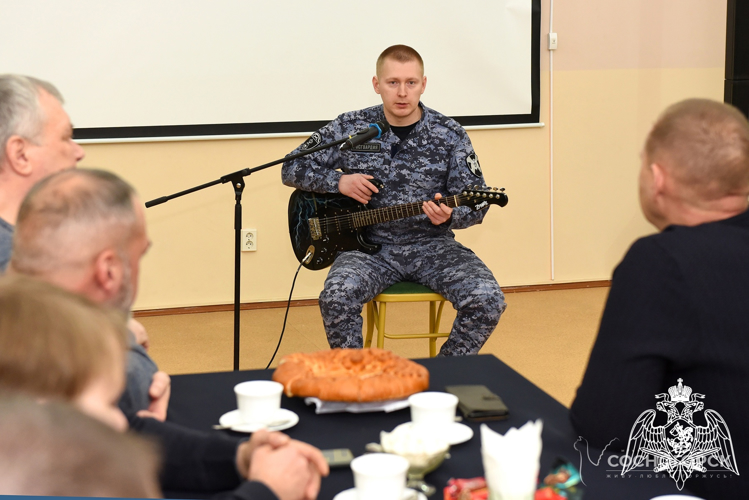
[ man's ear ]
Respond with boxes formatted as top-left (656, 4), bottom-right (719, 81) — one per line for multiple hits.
top-left (651, 162), bottom-right (667, 195)
top-left (372, 75), bottom-right (381, 95)
top-left (4, 135), bottom-right (33, 176)
top-left (93, 248), bottom-right (123, 300)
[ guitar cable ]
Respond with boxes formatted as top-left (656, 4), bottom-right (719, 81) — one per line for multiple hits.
top-left (264, 250), bottom-right (312, 369)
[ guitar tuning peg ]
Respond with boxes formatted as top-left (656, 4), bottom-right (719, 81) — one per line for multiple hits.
top-left (473, 185), bottom-right (479, 190)
top-left (492, 187), bottom-right (498, 191)
top-left (500, 188), bottom-right (505, 192)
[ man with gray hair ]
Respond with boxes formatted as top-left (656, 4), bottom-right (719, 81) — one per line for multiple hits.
top-left (0, 74), bottom-right (167, 419)
top-left (0, 74), bottom-right (84, 271)
top-left (9, 167), bottom-right (166, 419)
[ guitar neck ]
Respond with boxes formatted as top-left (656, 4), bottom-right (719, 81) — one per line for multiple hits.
top-left (352, 195), bottom-right (461, 228)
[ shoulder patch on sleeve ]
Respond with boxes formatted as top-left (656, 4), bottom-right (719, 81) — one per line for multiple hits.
top-left (300, 132), bottom-right (322, 150)
top-left (466, 153), bottom-right (482, 177)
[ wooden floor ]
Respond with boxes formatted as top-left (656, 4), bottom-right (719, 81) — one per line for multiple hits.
top-left (138, 286), bottom-right (609, 408)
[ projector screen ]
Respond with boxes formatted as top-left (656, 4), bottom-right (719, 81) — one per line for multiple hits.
top-left (0, 0), bottom-right (540, 140)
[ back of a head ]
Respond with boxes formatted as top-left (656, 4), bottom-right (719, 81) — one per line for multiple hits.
top-left (0, 395), bottom-right (161, 497)
top-left (0, 274), bottom-right (127, 400)
top-left (0, 74), bottom-right (63, 165)
top-left (376, 44), bottom-right (424, 75)
top-left (645, 98), bottom-right (749, 200)
top-left (10, 168), bottom-right (137, 277)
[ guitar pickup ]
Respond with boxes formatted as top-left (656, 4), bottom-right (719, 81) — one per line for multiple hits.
top-left (308, 217), bottom-right (322, 241)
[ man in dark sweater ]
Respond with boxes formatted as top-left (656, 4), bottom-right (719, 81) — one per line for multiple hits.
top-left (570, 99), bottom-right (749, 499)
top-left (9, 168), bottom-right (328, 499)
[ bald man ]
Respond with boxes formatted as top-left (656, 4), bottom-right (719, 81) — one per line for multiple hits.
top-left (9, 167), bottom-right (165, 418)
top-left (9, 169), bottom-right (329, 499)
top-left (571, 99), bottom-right (749, 499)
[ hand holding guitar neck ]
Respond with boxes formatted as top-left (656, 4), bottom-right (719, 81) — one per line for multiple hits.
top-left (423, 193), bottom-right (453, 225)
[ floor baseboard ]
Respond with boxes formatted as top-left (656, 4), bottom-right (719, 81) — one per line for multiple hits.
top-left (133, 280), bottom-right (610, 318)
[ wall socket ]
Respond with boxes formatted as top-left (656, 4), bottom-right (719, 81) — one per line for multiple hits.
top-left (241, 229), bottom-right (257, 252)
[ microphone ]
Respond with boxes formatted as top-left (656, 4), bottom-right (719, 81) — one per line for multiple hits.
top-left (340, 121), bottom-right (390, 151)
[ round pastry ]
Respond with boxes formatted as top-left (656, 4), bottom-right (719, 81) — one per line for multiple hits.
top-left (272, 348), bottom-right (429, 402)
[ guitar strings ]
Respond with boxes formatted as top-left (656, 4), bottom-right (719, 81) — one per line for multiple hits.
top-left (317, 194), bottom-right (464, 231)
top-left (321, 196), bottom-right (460, 230)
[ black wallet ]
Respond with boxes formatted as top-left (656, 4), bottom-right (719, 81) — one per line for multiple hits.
top-left (445, 384), bottom-right (509, 421)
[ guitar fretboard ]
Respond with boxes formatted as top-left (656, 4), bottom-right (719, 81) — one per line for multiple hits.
top-left (316, 195), bottom-right (467, 235)
top-left (350, 195), bottom-right (462, 228)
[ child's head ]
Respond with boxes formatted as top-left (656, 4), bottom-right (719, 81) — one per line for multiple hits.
top-left (0, 274), bottom-right (129, 430)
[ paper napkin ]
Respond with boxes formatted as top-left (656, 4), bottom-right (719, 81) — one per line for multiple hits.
top-left (304, 397), bottom-right (410, 414)
top-left (481, 420), bottom-right (543, 500)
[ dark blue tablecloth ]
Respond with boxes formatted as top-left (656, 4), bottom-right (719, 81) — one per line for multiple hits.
top-left (166, 354), bottom-right (688, 500)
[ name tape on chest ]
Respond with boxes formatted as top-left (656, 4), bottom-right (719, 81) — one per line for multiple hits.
top-left (349, 143), bottom-right (381, 153)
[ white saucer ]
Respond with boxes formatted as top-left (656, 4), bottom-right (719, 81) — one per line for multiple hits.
top-left (333, 487), bottom-right (426, 500)
top-left (218, 408), bottom-right (299, 433)
top-left (393, 421), bottom-right (474, 445)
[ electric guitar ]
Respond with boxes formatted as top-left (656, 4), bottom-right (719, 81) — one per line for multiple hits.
top-left (288, 185), bottom-right (508, 270)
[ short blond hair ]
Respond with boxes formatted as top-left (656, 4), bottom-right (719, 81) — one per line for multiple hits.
top-left (645, 98), bottom-right (749, 199)
top-left (376, 45), bottom-right (424, 76)
top-left (0, 274), bottom-right (128, 400)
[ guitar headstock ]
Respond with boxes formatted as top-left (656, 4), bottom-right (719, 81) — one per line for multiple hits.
top-left (460, 186), bottom-right (509, 210)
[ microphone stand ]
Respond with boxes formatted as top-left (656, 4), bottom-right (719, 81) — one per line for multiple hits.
top-left (146, 135), bottom-right (352, 370)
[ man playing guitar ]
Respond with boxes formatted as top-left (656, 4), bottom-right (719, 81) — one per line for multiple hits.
top-left (282, 45), bottom-right (506, 356)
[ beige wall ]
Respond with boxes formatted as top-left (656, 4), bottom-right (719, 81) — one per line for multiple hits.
top-left (80, 0), bottom-right (727, 310)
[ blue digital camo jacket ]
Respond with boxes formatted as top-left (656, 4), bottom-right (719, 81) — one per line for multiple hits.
top-left (282, 103), bottom-right (489, 246)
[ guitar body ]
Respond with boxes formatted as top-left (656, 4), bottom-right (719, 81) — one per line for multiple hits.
top-left (288, 190), bottom-right (380, 270)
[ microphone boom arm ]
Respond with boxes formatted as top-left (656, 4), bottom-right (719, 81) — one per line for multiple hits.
top-left (143, 131), bottom-right (366, 371)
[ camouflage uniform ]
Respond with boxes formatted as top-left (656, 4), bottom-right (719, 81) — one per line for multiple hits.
top-left (282, 104), bottom-right (506, 355)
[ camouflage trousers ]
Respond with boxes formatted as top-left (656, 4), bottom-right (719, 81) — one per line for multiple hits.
top-left (319, 237), bottom-right (506, 355)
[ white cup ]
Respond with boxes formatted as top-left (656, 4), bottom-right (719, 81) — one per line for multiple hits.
top-left (408, 391), bottom-right (458, 433)
top-left (649, 496), bottom-right (705, 500)
top-left (234, 380), bottom-right (283, 424)
top-left (351, 453), bottom-right (409, 500)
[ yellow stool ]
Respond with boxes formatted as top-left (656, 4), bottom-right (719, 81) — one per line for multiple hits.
top-left (364, 282), bottom-right (449, 357)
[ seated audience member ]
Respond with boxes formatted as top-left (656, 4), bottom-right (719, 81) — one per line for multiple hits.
top-left (570, 99), bottom-right (749, 499)
top-left (0, 274), bottom-right (328, 500)
top-left (0, 396), bottom-right (161, 497)
top-left (8, 165), bottom-right (166, 418)
top-left (0, 74), bottom-right (83, 272)
top-left (0, 73), bottom-right (163, 416)
top-left (0, 274), bottom-right (131, 431)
